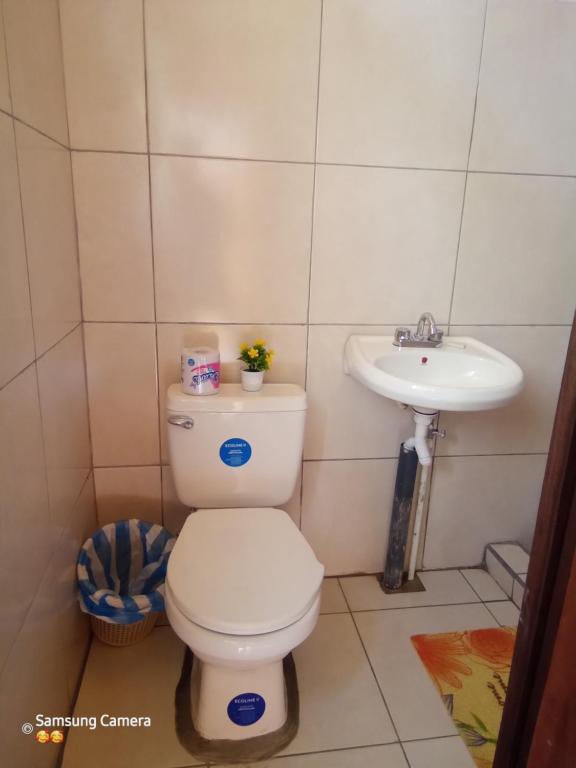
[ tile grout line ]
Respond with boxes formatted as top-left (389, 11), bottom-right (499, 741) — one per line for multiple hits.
top-left (142, 0), bottom-right (164, 524)
top-left (447, 0), bottom-right (489, 330)
top-left (85, 450), bottom-right (548, 472)
top-left (65, 67), bottom-right (97, 481)
top-left (337, 578), bottom-right (411, 764)
top-left (458, 568), bottom-right (491, 603)
top-left (0, 2), bottom-right (13, 114)
top-left (301, 0), bottom-right (325, 524)
top-left (0, 321), bottom-right (82, 393)
top-left (0, 106), bottom-right (70, 150)
top-left (36, 138), bottom-right (576, 180)
top-left (9, 112), bottom-right (39, 364)
top-left (174, 740), bottom-right (414, 767)
top-left (77, 319), bottom-right (574, 328)
top-left (56, 0), bottom-right (72, 149)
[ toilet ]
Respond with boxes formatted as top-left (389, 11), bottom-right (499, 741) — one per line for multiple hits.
top-left (165, 383), bottom-right (324, 741)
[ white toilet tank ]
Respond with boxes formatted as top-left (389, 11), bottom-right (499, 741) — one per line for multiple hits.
top-left (166, 383), bottom-right (307, 508)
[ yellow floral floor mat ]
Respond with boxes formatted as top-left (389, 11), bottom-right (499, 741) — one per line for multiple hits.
top-left (411, 627), bottom-right (516, 768)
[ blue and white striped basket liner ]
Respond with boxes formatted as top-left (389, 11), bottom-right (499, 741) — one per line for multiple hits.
top-left (77, 519), bottom-right (175, 625)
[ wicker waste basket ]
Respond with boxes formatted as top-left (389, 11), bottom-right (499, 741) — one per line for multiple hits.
top-left (77, 519), bottom-right (175, 647)
top-left (90, 612), bottom-right (159, 647)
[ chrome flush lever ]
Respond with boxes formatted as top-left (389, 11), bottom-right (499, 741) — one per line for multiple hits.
top-left (167, 415), bottom-right (194, 429)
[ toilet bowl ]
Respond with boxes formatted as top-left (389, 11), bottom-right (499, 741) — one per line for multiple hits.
top-left (166, 506), bottom-right (324, 740)
top-left (165, 383), bottom-right (324, 742)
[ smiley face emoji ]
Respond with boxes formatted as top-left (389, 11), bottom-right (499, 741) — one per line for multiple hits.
top-left (35, 730), bottom-right (50, 744)
top-left (50, 730), bottom-right (64, 744)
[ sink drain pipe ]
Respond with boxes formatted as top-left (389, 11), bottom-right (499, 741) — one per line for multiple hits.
top-left (381, 442), bottom-right (419, 591)
top-left (381, 410), bottom-right (436, 591)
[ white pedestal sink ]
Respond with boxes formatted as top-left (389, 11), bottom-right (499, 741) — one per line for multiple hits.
top-left (344, 335), bottom-right (524, 412)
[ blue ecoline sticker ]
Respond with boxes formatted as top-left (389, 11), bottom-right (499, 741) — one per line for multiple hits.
top-left (227, 693), bottom-right (266, 726)
top-left (219, 438), bottom-right (252, 467)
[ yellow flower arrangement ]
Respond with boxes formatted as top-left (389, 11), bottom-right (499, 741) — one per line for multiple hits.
top-left (238, 339), bottom-right (274, 372)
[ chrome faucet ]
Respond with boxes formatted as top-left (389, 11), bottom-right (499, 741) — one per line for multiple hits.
top-left (393, 312), bottom-right (444, 348)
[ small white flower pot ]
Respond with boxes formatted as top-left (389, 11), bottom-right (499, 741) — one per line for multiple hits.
top-left (241, 370), bottom-right (264, 392)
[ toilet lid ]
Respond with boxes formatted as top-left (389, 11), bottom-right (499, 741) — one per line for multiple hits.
top-left (166, 507), bottom-right (324, 635)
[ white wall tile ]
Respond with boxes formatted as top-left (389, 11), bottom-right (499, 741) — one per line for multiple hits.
top-left (0, 113), bottom-right (34, 387)
top-left (491, 542), bottom-right (530, 574)
top-left (37, 327), bottom-right (91, 528)
top-left (438, 326), bottom-right (571, 455)
top-left (60, 0), bottom-right (146, 151)
top-left (485, 550), bottom-right (514, 597)
top-left (309, 166), bottom-right (465, 324)
top-left (301, 459), bottom-right (397, 575)
top-left (94, 466), bottom-right (162, 526)
top-left (146, 0), bottom-right (320, 160)
top-left (280, 468), bottom-right (302, 529)
top-left (305, 325), bottom-right (415, 459)
top-left (470, 0), bottom-right (576, 174)
top-left (451, 174), bottom-right (576, 325)
top-left (0, 7), bottom-right (11, 112)
top-left (318, 0), bottom-right (485, 168)
top-left (0, 366), bottom-right (52, 673)
top-left (15, 123), bottom-right (81, 354)
top-left (84, 323), bottom-right (159, 467)
top-left (152, 156), bottom-right (314, 323)
top-left (0, 474), bottom-right (96, 768)
top-left (424, 454), bottom-right (547, 569)
top-left (73, 152), bottom-right (155, 321)
top-left (3, 0), bottom-right (68, 144)
top-left (512, 579), bottom-right (525, 609)
top-left (156, 322), bottom-right (307, 461)
top-left (65, 476), bottom-right (97, 700)
top-left (161, 464), bottom-right (189, 535)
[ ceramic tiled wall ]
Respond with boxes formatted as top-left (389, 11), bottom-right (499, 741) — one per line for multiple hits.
top-left (0, 2), bottom-right (95, 765)
top-left (61, 0), bottom-right (576, 574)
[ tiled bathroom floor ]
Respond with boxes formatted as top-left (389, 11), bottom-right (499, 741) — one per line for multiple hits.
top-left (63, 569), bottom-right (519, 768)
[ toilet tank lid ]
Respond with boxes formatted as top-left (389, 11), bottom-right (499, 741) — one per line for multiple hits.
top-left (166, 383), bottom-right (307, 413)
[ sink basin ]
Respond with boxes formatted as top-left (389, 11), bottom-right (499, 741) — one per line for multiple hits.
top-left (344, 335), bottom-right (523, 412)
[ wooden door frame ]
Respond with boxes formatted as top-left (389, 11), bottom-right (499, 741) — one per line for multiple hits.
top-left (494, 313), bottom-right (576, 768)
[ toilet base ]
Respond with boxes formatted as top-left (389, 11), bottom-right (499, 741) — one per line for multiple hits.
top-left (175, 649), bottom-right (299, 763)
top-left (193, 655), bottom-right (287, 740)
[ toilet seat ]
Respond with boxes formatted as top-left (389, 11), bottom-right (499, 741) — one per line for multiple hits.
top-left (166, 583), bottom-right (321, 668)
top-left (166, 507), bottom-right (324, 636)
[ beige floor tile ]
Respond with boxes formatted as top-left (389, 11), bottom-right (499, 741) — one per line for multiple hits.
top-left (354, 603), bottom-right (498, 741)
top-left (403, 735), bottom-right (475, 768)
top-left (485, 601), bottom-right (520, 627)
top-left (281, 613), bottom-right (397, 755)
top-left (459, 569), bottom-right (507, 602)
top-left (319, 578), bottom-right (348, 614)
top-left (340, 570), bottom-right (480, 612)
top-left (220, 744), bottom-right (408, 768)
top-left (62, 627), bottom-right (201, 768)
